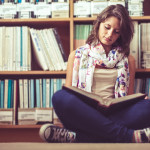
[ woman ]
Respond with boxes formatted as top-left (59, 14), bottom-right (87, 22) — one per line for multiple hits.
top-left (39, 4), bottom-right (150, 143)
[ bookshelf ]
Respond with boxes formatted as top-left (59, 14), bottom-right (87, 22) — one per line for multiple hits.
top-left (0, 0), bottom-right (150, 142)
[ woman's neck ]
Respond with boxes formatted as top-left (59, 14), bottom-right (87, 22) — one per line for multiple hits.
top-left (103, 45), bottom-right (111, 56)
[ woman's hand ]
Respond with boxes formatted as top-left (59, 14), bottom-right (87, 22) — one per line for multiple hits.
top-left (145, 96), bottom-right (149, 99)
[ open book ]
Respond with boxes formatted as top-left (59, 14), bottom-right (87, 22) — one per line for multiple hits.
top-left (62, 85), bottom-right (146, 112)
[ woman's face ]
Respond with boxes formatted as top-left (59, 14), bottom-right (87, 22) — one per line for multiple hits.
top-left (98, 16), bottom-right (121, 50)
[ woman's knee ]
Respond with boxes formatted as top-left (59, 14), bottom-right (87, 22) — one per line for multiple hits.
top-left (52, 89), bottom-right (76, 111)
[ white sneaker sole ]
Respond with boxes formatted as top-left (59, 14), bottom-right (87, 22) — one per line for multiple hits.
top-left (39, 123), bottom-right (53, 142)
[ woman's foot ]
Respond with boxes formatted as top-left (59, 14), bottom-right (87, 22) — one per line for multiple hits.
top-left (134, 128), bottom-right (150, 143)
top-left (39, 124), bottom-right (76, 143)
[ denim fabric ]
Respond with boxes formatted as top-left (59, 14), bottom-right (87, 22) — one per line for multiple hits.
top-left (52, 89), bottom-right (150, 143)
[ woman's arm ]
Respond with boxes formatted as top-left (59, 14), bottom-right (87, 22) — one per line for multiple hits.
top-left (65, 50), bottom-right (76, 87)
top-left (128, 55), bottom-right (136, 95)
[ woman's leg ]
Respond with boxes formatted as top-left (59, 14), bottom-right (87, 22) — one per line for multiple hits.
top-left (108, 99), bottom-right (150, 130)
top-left (52, 89), bottom-right (134, 143)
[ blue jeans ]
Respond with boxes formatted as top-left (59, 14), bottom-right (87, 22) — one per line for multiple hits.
top-left (52, 89), bottom-right (150, 143)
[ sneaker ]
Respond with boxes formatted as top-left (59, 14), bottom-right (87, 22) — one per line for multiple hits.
top-left (142, 128), bottom-right (150, 142)
top-left (39, 124), bottom-right (76, 143)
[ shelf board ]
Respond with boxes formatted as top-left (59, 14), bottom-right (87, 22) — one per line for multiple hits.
top-left (73, 16), bottom-right (150, 22)
top-left (136, 69), bottom-right (150, 72)
top-left (131, 16), bottom-right (150, 21)
top-left (0, 18), bottom-right (71, 23)
top-left (0, 71), bottom-right (66, 75)
top-left (0, 124), bottom-right (41, 129)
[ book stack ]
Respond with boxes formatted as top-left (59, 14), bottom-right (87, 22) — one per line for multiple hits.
top-left (91, 0), bottom-right (108, 17)
top-left (17, 1), bottom-right (34, 19)
top-left (30, 28), bottom-right (67, 71)
top-left (0, 2), bottom-right (17, 19)
top-left (0, 26), bottom-right (31, 71)
top-left (127, 0), bottom-right (144, 16)
top-left (51, 0), bottom-right (69, 18)
top-left (74, 24), bottom-right (93, 49)
top-left (140, 23), bottom-right (150, 68)
top-left (0, 79), bottom-right (18, 125)
top-left (0, 78), bottom-right (65, 125)
top-left (0, 0), bottom-right (69, 19)
top-left (130, 21), bottom-right (139, 69)
top-left (74, 0), bottom-right (91, 17)
top-left (34, 2), bottom-right (52, 18)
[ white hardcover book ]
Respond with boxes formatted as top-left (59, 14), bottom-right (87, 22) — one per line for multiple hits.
top-left (130, 21), bottom-right (139, 68)
top-left (35, 108), bottom-right (53, 122)
top-left (23, 79), bottom-right (29, 108)
top-left (3, 27), bottom-right (11, 71)
top-left (12, 27), bottom-right (16, 71)
top-left (40, 29), bottom-right (55, 70)
top-left (37, 30), bottom-right (54, 71)
top-left (30, 28), bottom-right (48, 71)
top-left (48, 28), bottom-right (65, 70)
top-left (61, 78), bottom-right (66, 87)
top-left (27, 27), bottom-right (31, 71)
top-left (0, 109), bottom-right (13, 124)
top-left (146, 23), bottom-right (150, 51)
top-left (15, 27), bottom-right (21, 71)
top-left (4, 79), bottom-right (8, 109)
top-left (39, 78), bottom-right (43, 108)
top-left (141, 23), bottom-right (147, 52)
top-left (0, 27), bottom-right (3, 70)
top-left (46, 78), bottom-right (50, 108)
top-left (91, 1), bottom-right (108, 17)
top-left (22, 26), bottom-right (28, 71)
top-left (42, 29), bottom-right (59, 70)
top-left (7, 27), bottom-right (14, 71)
top-left (19, 79), bottom-right (24, 108)
top-left (1, 27), bottom-right (5, 71)
top-left (13, 80), bottom-right (17, 125)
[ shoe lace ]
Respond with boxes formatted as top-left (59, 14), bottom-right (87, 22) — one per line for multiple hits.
top-left (144, 128), bottom-right (150, 142)
top-left (51, 127), bottom-right (75, 143)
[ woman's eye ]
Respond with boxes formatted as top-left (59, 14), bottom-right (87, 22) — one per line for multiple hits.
top-left (105, 26), bottom-right (109, 29)
top-left (115, 31), bottom-right (120, 34)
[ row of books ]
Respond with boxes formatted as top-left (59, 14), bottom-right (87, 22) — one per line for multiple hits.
top-left (0, 1), bottom-right (69, 19)
top-left (0, 26), bottom-right (67, 71)
top-left (0, 78), bottom-right (65, 109)
top-left (30, 27), bottom-right (67, 71)
top-left (74, 24), bottom-right (92, 50)
top-left (0, 26), bottom-right (31, 71)
top-left (140, 23), bottom-right (150, 69)
top-left (0, 107), bottom-right (54, 125)
top-left (74, 0), bottom-right (144, 17)
top-left (134, 78), bottom-right (150, 97)
top-left (128, 0), bottom-right (144, 16)
top-left (0, 78), bottom-right (65, 125)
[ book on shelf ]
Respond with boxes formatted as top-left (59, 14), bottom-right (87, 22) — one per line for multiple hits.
top-left (34, 2), bottom-right (51, 18)
top-left (130, 21), bottom-right (139, 69)
top-left (30, 28), bottom-right (49, 71)
top-left (53, 28), bottom-right (68, 62)
top-left (18, 107), bottom-right (53, 125)
top-left (74, 1), bottom-right (91, 17)
top-left (91, 1), bottom-right (108, 17)
top-left (37, 29), bottom-right (55, 71)
top-left (62, 85), bottom-right (146, 112)
top-left (51, 2), bottom-right (69, 18)
top-left (74, 24), bottom-right (92, 50)
top-left (0, 26), bottom-right (31, 71)
top-left (0, 108), bottom-right (13, 125)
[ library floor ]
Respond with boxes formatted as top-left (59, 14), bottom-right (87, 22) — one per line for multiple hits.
top-left (0, 143), bottom-right (150, 150)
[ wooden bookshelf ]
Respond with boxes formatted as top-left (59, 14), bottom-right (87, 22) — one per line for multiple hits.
top-left (0, 0), bottom-right (150, 143)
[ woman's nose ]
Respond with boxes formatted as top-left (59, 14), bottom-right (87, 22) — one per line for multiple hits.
top-left (108, 30), bottom-right (113, 37)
